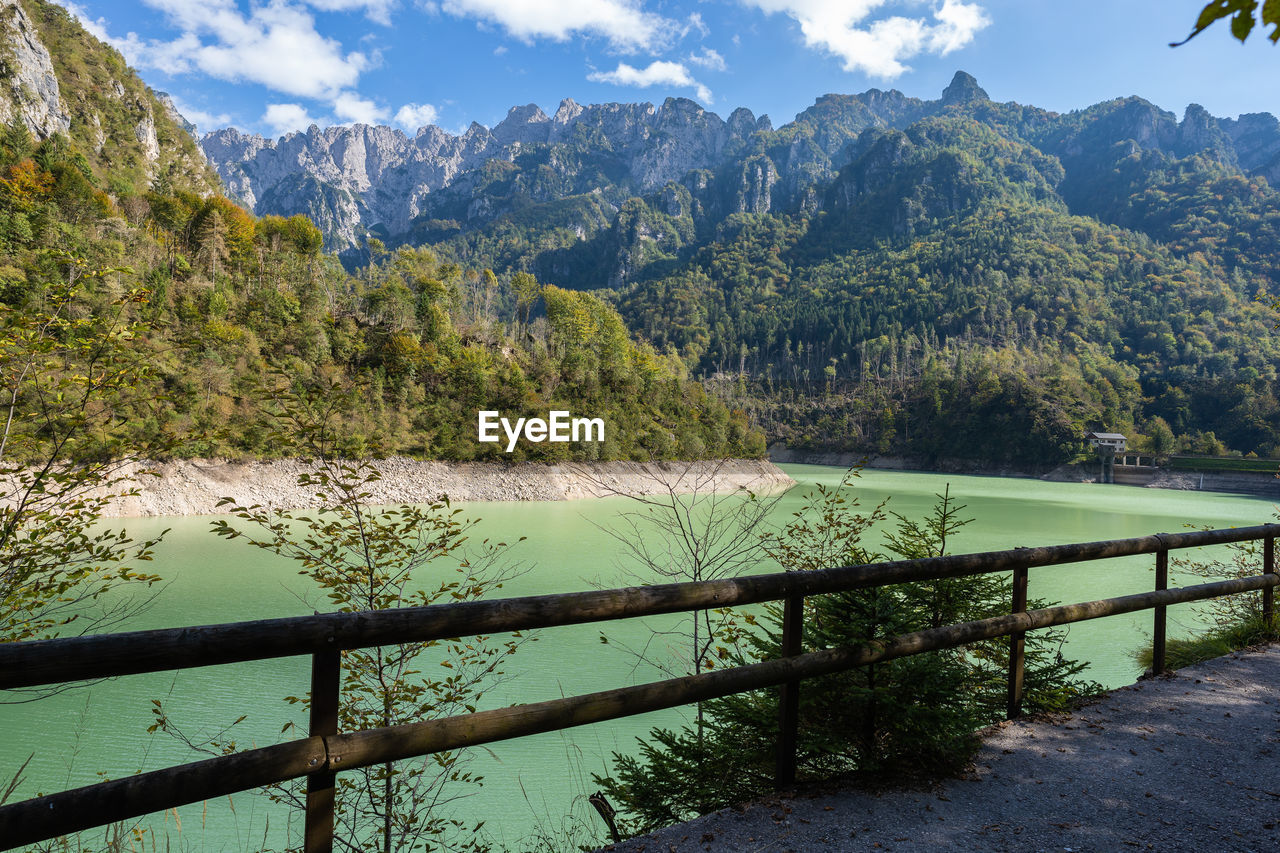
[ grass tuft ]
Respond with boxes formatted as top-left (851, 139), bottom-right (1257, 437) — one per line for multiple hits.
top-left (1136, 616), bottom-right (1278, 672)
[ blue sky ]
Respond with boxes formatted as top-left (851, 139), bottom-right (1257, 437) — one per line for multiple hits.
top-left (61, 1), bottom-right (1280, 140)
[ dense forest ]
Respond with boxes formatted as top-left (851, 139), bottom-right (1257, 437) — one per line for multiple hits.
top-left (617, 197), bottom-right (1277, 464)
top-left (0, 119), bottom-right (762, 463)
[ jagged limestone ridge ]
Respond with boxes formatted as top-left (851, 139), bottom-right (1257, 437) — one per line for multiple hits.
top-left (199, 71), bottom-right (1280, 263)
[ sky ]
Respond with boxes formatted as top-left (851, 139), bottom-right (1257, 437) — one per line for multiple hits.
top-left (58, 1), bottom-right (1280, 140)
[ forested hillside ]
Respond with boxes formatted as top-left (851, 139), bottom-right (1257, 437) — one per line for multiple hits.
top-left (279, 75), bottom-right (1276, 466)
top-left (0, 0), bottom-right (762, 464)
top-left (203, 69), bottom-right (1280, 465)
top-left (607, 100), bottom-right (1280, 464)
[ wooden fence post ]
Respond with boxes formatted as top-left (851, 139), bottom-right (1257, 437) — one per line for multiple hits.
top-left (1264, 537), bottom-right (1275, 631)
top-left (1152, 550), bottom-right (1168, 674)
top-left (1006, 565), bottom-right (1028, 719)
top-left (305, 649), bottom-right (340, 853)
top-left (775, 594), bottom-right (803, 787)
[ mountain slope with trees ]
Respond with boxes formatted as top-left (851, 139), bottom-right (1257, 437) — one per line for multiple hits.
top-left (0, 0), bottom-right (762, 465)
top-left (13, 0), bottom-right (1278, 468)
top-left (208, 73), bottom-right (1277, 465)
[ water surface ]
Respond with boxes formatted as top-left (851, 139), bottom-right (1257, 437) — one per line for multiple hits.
top-left (2, 465), bottom-right (1273, 850)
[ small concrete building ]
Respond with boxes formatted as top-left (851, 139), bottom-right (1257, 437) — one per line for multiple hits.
top-left (1086, 432), bottom-right (1127, 452)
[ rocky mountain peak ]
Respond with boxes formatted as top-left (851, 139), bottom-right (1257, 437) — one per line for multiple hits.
top-left (726, 106), bottom-right (758, 138)
top-left (1220, 111), bottom-right (1280, 180)
top-left (155, 91), bottom-right (196, 138)
top-left (1066, 98), bottom-right (1177, 156)
top-left (202, 125), bottom-right (271, 156)
top-left (658, 96), bottom-right (706, 121)
top-left (197, 77), bottom-right (1280, 266)
top-left (941, 71), bottom-right (988, 106)
top-left (1178, 102), bottom-right (1236, 163)
top-left (493, 103), bottom-right (550, 145)
top-left (553, 98), bottom-right (583, 125)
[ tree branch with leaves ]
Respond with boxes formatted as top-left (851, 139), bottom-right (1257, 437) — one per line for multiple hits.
top-left (208, 371), bottom-right (525, 853)
top-left (0, 252), bottom-right (167, 656)
top-left (1174, 0), bottom-right (1280, 45)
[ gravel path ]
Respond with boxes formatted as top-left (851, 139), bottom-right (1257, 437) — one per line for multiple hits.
top-left (600, 645), bottom-right (1280, 852)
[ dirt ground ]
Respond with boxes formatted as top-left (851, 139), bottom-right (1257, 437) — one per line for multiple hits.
top-left (600, 645), bottom-right (1280, 852)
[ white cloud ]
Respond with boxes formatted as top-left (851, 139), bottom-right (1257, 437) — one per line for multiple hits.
top-left (689, 47), bottom-right (726, 72)
top-left (114, 31), bottom-right (202, 76)
top-left (332, 91), bottom-right (389, 124)
top-left (394, 102), bottom-right (440, 131)
top-left (117, 1), bottom-right (371, 100)
top-left (588, 61), bottom-right (711, 104)
top-left (684, 12), bottom-right (709, 38)
top-left (305, 0), bottom-right (398, 26)
top-left (743, 0), bottom-right (989, 78)
top-left (263, 102), bottom-right (321, 136)
top-left (440, 0), bottom-right (675, 52)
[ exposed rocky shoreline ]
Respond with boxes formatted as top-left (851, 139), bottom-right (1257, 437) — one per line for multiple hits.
top-left (86, 458), bottom-right (794, 518)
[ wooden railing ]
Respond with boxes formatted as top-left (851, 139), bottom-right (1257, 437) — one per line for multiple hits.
top-left (1, 524), bottom-right (1277, 851)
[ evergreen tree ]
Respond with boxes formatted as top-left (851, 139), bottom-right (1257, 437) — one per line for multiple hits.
top-left (598, 472), bottom-right (1097, 834)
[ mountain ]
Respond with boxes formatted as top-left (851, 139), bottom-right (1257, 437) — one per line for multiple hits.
top-left (202, 98), bottom-right (778, 262)
top-left (6, 0), bottom-right (1276, 467)
top-left (200, 72), bottom-right (1280, 271)
top-left (0, 0), bottom-right (218, 195)
top-left (202, 72), bottom-right (1280, 463)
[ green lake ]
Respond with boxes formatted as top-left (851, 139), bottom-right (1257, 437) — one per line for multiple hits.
top-left (2, 464), bottom-right (1275, 851)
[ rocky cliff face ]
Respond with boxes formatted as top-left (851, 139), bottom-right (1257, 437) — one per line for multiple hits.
top-left (0, 0), bottom-right (219, 195)
top-left (0, 0), bottom-right (69, 139)
top-left (1221, 112), bottom-right (1280, 184)
top-left (200, 70), bottom-right (1280, 274)
top-left (203, 96), bottom-right (766, 255)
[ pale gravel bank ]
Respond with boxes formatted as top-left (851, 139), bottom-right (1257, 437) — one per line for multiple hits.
top-left (84, 458), bottom-right (793, 518)
top-left (599, 644), bottom-right (1280, 853)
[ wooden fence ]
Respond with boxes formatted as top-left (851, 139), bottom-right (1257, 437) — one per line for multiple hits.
top-left (1, 524), bottom-right (1277, 851)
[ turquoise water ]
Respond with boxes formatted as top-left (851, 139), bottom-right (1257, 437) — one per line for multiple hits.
top-left (1, 465), bottom-right (1274, 851)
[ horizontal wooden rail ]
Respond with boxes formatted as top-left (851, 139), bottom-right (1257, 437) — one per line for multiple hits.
top-left (4, 570), bottom-right (1277, 849)
top-left (1, 739), bottom-right (327, 850)
top-left (3, 524), bottom-right (1276, 690)
top-left (324, 573), bottom-right (1280, 771)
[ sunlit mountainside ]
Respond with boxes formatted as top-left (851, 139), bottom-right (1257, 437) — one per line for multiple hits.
top-left (202, 68), bottom-right (1280, 465)
top-left (0, 0), bottom-right (761, 463)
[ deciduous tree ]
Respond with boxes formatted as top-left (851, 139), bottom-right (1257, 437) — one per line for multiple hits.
top-left (0, 254), bottom-right (165, 654)
top-left (211, 373), bottom-right (523, 853)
